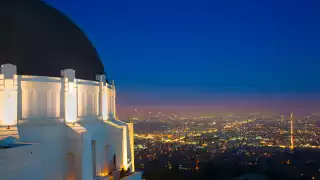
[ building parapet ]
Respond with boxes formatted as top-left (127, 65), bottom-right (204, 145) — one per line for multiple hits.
top-left (0, 64), bottom-right (118, 134)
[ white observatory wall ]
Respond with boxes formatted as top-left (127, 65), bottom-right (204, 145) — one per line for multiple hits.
top-left (0, 71), bottom-right (130, 180)
top-left (20, 76), bottom-right (62, 122)
top-left (127, 122), bottom-right (135, 171)
top-left (18, 75), bottom-right (67, 180)
top-left (0, 144), bottom-right (43, 180)
top-left (18, 124), bottom-right (67, 180)
top-left (81, 121), bottom-right (125, 175)
top-left (0, 64), bottom-right (18, 127)
top-left (82, 121), bottom-right (108, 175)
top-left (108, 87), bottom-right (114, 117)
top-left (77, 79), bottom-right (100, 121)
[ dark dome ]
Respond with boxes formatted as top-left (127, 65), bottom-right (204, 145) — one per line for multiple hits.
top-left (0, 0), bottom-right (105, 80)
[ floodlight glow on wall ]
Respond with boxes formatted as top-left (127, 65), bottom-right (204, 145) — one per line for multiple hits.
top-left (2, 80), bottom-right (17, 126)
top-left (0, 65), bottom-right (18, 127)
top-left (102, 88), bottom-right (108, 120)
top-left (122, 126), bottom-right (128, 170)
top-left (65, 82), bottom-right (77, 123)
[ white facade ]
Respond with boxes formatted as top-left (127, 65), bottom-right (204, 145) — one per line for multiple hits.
top-left (0, 64), bottom-right (137, 180)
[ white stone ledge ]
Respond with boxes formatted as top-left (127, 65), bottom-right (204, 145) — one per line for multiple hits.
top-left (20, 75), bottom-right (62, 82)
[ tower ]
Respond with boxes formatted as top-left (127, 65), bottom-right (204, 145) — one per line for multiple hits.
top-left (290, 112), bottom-right (294, 150)
top-left (148, 112), bottom-right (151, 121)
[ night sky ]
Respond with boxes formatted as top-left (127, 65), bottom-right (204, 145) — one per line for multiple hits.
top-left (45, 0), bottom-right (320, 115)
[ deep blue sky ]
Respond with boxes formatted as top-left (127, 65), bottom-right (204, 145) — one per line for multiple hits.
top-left (45, 0), bottom-right (320, 105)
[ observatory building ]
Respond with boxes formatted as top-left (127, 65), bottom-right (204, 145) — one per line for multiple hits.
top-left (0, 1), bottom-right (139, 180)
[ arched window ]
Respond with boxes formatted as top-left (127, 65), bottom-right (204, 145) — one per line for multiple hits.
top-left (113, 154), bottom-right (116, 170)
top-left (92, 140), bottom-right (96, 177)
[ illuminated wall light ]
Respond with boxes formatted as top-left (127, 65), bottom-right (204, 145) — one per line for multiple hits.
top-left (62, 69), bottom-right (77, 124)
top-left (0, 64), bottom-right (18, 126)
top-left (102, 87), bottom-right (108, 120)
top-left (108, 88), bottom-right (112, 118)
top-left (127, 123), bottom-right (135, 172)
top-left (112, 88), bottom-right (116, 118)
top-left (2, 80), bottom-right (17, 126)
top-left (122, 126), bottom-right (128, 170)
top-left (110, 80), bottom-right (116, 119)
top-left (96, 74), bottom-right (108, 121)
top-left (65, 82), bottom-right (77, 123)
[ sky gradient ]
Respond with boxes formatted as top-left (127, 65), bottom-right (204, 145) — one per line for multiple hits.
top-left (44, 0), bottom-right (320, 115)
